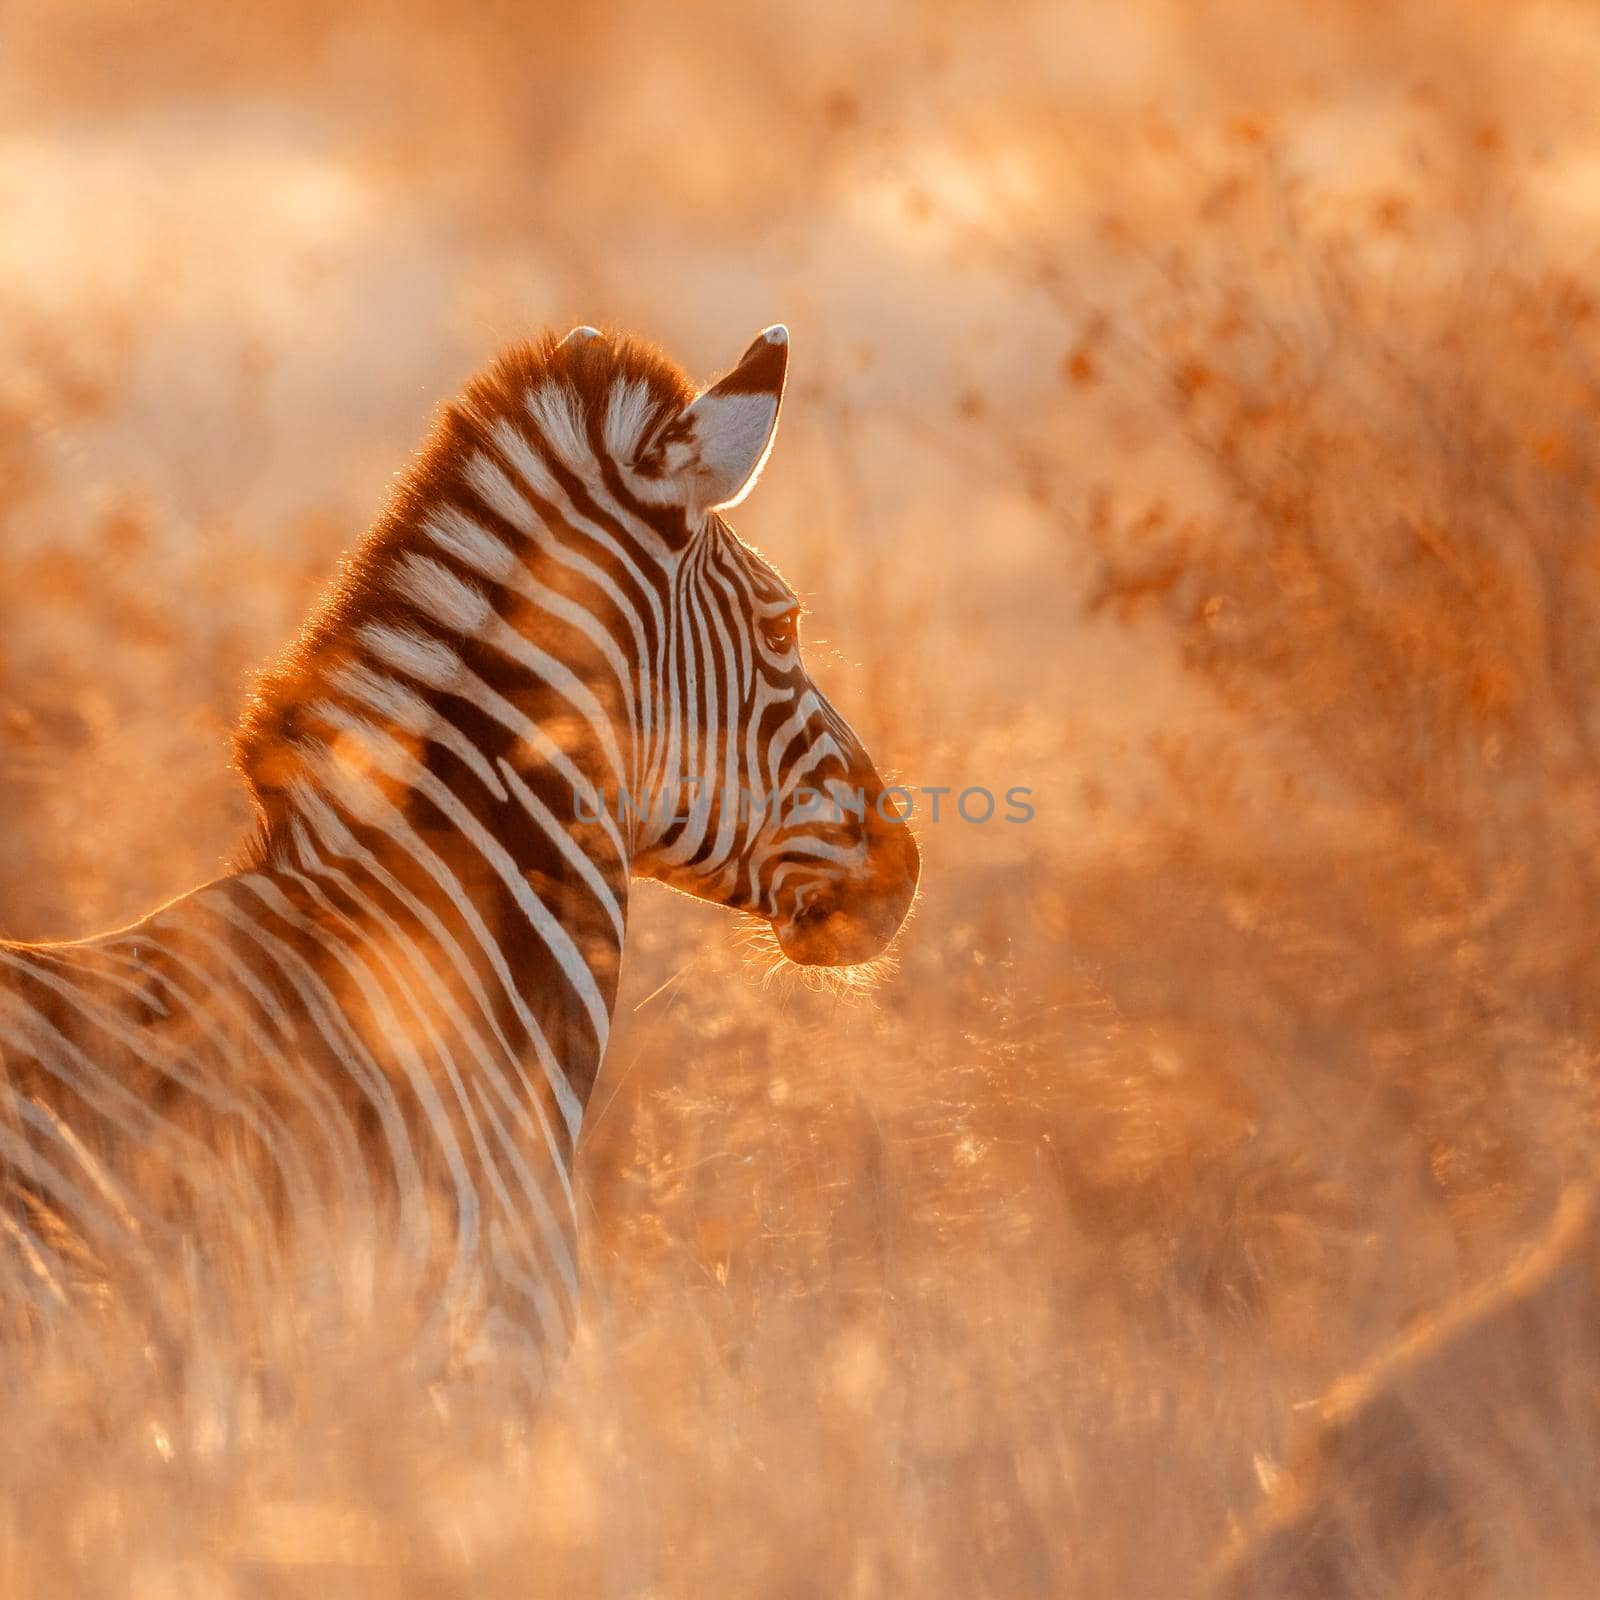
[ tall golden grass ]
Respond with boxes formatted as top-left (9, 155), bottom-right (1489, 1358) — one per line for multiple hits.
top-left (3, 2), bottom-right (1599, 1594)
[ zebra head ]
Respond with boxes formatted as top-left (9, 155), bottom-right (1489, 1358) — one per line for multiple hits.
top-left (609, 326), bottom-right (921, 967)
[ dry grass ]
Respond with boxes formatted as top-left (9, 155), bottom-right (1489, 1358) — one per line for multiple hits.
top-left (3, 2), bottom-right (1600, 1595)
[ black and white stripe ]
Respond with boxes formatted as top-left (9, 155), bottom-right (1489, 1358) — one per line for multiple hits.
top-left (0, 324), bottom-right (919, 1372)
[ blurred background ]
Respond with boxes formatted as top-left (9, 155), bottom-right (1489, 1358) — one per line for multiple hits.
top-left (4, 1), bottom-right (1600, 1594)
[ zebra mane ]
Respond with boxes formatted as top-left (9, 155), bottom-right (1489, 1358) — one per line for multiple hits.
top-left (232, 328), bottom-right (696, 862)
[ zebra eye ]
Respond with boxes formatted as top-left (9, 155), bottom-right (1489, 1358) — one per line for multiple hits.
top-left (761, 611), bottom-right (798, 653)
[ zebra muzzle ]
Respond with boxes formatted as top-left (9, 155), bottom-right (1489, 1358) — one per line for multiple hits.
top-left (773, 815), bottom-right (920, 966)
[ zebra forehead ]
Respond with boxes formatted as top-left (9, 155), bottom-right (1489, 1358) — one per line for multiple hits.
top-left (464, 330), bottom-right (695, 457)
top-left (712, 523), bottom-right (797, 605)
top-left (525, 382), bottom-right (590, 474)
top-left (234, 328), bottom-right (710, 838)
top-left (603, 378), bottom-right (660, 460)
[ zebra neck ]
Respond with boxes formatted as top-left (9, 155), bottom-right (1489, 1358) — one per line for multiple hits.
top-left (231, 583), bottom-right (644, 1109)
top-left (251, 735), bottom-right (628, 1122)
top-left (231, 405), bottom-right (654, 1121)
top-left (62, 855), bottom-right (599, 1354)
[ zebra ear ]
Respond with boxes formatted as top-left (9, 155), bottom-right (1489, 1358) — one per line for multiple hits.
top-left (673, 325), bottom-right (789, 511)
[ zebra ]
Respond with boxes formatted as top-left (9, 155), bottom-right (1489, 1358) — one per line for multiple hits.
top-left (0, 323), bottom-right (920, 1379)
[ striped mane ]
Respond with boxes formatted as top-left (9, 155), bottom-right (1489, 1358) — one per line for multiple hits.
top-left (0, 317), bottom-right (918, 1378)
top-left (234, 330), bottom-right (695, 858)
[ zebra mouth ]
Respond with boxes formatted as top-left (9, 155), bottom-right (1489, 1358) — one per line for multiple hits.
top-left (773, 872), bottom-right (917, 967)
top-left (775, 904), bottom-right (899, 966)
top-left (771, 801), bottom-right (921, 966)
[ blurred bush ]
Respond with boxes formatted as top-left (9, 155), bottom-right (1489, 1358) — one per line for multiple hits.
top-left (4, 2), bottom-right (1600, 1596)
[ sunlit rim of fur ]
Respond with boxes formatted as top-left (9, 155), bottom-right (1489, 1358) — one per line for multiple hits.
top-left (729, 918), bottom-right (899, 1003)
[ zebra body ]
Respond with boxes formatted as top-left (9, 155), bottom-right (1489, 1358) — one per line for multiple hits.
top-left (0, 325), bottom-right (919, 1373)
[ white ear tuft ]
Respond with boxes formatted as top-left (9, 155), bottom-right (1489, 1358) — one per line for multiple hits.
top-left (671, 325), bottom-right (790, 511)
